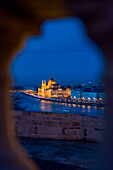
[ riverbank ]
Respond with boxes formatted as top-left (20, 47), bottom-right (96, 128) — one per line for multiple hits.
top-left (22, 92), bottom-right (105, 107)
top-left (11, 92), bottom-right (104, 116)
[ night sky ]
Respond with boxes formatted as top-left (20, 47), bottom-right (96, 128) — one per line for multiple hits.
top-left (11, 17), bottom-right (105, 88)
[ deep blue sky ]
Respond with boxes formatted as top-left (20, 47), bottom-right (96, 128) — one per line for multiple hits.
top-left (11, 17), bottom-right (105, 87)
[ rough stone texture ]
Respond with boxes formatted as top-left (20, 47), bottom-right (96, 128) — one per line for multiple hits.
top-left (0, 1), bottom-right (68, 169)
top-left (0, 0), bottom-right (113, 169)
top-left (13, 111), bottom-right (104, 143)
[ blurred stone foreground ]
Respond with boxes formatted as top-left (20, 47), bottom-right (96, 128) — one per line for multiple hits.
top-left (0, 0), bottom-right (113, 169)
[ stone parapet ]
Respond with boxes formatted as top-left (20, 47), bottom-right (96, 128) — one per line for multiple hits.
top-left (13, 111), bottom-right (104, 143)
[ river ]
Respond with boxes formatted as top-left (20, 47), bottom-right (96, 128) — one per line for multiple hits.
top-left (13, 92), bottom-right (105, 117)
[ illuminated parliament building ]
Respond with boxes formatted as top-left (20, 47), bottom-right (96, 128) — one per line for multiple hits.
top-left (38, 76), bottom-right (71, 98)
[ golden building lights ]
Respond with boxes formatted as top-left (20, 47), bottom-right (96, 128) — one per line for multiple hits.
top-left (38, 76), bottom-right (71, 98)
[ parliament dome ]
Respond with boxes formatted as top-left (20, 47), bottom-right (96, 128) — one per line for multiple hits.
top-left (48, 76), bottom-right (55, 85)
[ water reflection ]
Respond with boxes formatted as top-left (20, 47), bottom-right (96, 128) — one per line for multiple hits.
top-left (94, 106), bottom-right (97, 110)
top-left (87, 106), bottom-right (91, 112)
top-left (82, 105), bottom-right (85, 112)
top-left (41, 100), bottom-right (52, 112)
top-left (18, 94), bottom-right (104, 117)
top-left (68, 104), bottom-right (71, 107)
top-left (101, 107), bottom-right (104, 110)
top-left (73, 104), bottom-right (76, 107)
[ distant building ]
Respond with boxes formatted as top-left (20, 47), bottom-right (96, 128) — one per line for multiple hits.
top-left (38, 76), bottom-right (71, 98)
top-left (71, 84), bottom-right (105, 102)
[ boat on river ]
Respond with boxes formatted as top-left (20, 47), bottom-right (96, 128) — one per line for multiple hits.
top-left (63, 108), bottom-right (71, 112)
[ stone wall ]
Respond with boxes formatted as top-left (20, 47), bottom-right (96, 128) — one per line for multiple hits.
top-left (13, 111), bottom-right (104, 142)
top-left (0, 0), bottom-right (113, 169)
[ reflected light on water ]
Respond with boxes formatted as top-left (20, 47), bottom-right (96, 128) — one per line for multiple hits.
top-left (18, 93), bottom-right (105, 116)
top-left (73, 104), bottom-right (76, 108)
top-left (82, 105), bottom-right (85, 112)
top-left (41, 100), bottom-right (53, 104)
top-left (93, 106), bottom-right (98, 112)
top-left (41, 100), bottom-right (46, 103)
top-left (94, 106), bottom-right (97, 110)
top-left (46, 101), bottom-right (52, 104)
top-left (41, 105), bottom-right (45, 111)
top-left (41, 100), bottom-right (52, 112)
top-left (82, 105), bottom-right (85, 108)
top-left (87, 106), bottom-right (91, 112)
top-left (41, 102), bottom-right (46, 111)
top-left (68, 104), bottom-right (71, 107)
